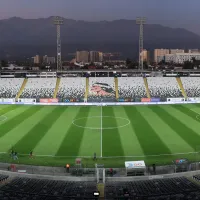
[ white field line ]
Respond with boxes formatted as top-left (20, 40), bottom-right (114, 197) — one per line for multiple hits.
top-left (72, 116), bottom-right (130, 130)
top-left (100, 106), bottom-right (103, 158)
top-left (0, 151), bottom-right (199, 158)
top-left (190, 109), bottom-right (200, 120)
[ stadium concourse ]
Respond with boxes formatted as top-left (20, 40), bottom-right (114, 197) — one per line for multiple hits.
top-left (2, 74), bottom-right (200, 199)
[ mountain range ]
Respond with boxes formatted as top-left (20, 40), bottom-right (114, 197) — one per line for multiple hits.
top-left (0, 17), bottom-right (200, 60)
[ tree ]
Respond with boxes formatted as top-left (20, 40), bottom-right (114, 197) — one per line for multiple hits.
top-left (1, 60), bottom-right (8, 67)
top-left (183, 61), bottom-right (193, 69)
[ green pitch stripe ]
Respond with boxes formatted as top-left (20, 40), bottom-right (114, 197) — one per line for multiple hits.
top-left (0, 105), bottom-right (20, 115)
top-left (0, 106), bottom-right (50, 152)
top-left (143, 106), bottom-right (193, 153)
top-left (114, 106), bottom-right (144, 156)
top-left (13, 106), bottom-right (66, 153)
top-left (173, 104), bottom-right (200, 123)
top-left (56, 107), bottom-right (91, 156)
top-left (166, 105), bottom-right (200, 136)
top-left (124, 106), bottom-right (171, 155)
top-left (0, 106), bottom-right (42, 138)
top-left (34, 107), bottom-right (79, 156)
top-left (78, 107), bottom-right (101, 156)
top-left (102, 106), bottom-right (124, 156)
top-left (153, 105), bottom-right (200, 149)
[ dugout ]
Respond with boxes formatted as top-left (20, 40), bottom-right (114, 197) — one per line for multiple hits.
top-left (125, 161), bottom-right (146, 176)
top-left (173, 158), bottom-right (190, 173)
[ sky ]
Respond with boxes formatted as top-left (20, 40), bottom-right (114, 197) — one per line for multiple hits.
top-left (0, 0), bottom-right (200, 34)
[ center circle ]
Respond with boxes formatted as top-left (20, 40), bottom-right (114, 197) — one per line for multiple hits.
top-left (0, 115), bottom-right (7, 122)
top-left (72, 116), bottom-right (130, 130)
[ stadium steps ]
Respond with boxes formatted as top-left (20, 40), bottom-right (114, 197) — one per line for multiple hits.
top-left (53, 77), bottom-right (61, 98)
top-left (114, 77), bottom-right (119, 99)
top-left (143, 77), bottom-right (151, 98)
top-left (15, 78), bottom-right (28, 100)
top-left (187, 177), bottom-right (200, 187)
top-left (97, 183), bottom-right (105, 199)
top-left (176, 77), bottom-right (187, 98)
top-left (84, 77), bottom-right (89, 101)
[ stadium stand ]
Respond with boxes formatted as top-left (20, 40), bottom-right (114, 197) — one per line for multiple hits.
top-left (0, 78), bottom-right (24, 98)
top-left (105, 177), bottom-right (200, 199)
top-left (181, 77), bottom-right (200, 97)
top-left (57, 78), bottom-right (85, 99)
top-left (20, 78), bottom-right (56, 99)
top-left (0, 174), bottom-right (8, 182)
top-left (147, 77), bottom-right (182, 100)
top-left (0, 177), bottom-right (97, 199)
top-left (118, 77), bottom-right (147, 99)
top-left (88, 77), bottom-right (116, 102)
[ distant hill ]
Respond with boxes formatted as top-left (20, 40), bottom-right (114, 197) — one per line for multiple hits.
top-left (0, 17), bottom-right (200, 60)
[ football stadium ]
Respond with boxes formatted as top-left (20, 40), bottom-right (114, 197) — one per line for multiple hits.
top-left (1, 73), bottom-right (200, 199)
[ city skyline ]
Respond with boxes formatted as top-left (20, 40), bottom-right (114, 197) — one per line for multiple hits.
top-left (0, 0), bottom-right (200, 35)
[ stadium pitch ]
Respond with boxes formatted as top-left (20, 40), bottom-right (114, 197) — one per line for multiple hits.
top-left (1, 104), bottom-right (200, 167)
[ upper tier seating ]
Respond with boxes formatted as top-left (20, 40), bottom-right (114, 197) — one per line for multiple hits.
top-left (105, 177), bottom-right (200, 199)
top-left (0, 177), bottom-right (97, 199)
top-left (118, 77), bottom-right (146, 99)
top-left (57, 78), bottom-right (85, 99)
top-left (147, 77), bottom-right (182, 99)
top-left (0, 78), bottom-right (23, 98)
top-left (20, 78), bottom-right (56, 99)
top-left (181, 77), bottom-right (200, 97)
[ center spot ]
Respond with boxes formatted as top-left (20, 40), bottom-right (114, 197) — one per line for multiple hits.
top-left (72, 116), bottom-right (130, 130)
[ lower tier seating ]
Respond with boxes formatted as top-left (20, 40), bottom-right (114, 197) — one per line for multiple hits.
top-left (105, 177), bottom-right (200, 199)
top-left (0, 178), bottom-right (97, 199)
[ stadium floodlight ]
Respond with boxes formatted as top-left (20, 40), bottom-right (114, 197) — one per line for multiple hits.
top-left (136, 17), bottom-right (147, 71)
top-left (53, 16), bottom-right (64, 71)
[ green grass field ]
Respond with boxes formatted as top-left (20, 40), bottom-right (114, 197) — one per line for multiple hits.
top-left (1, 104), bottom-right (200, 168)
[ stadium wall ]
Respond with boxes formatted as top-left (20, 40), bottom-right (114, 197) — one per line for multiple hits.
top-left (1, 98), bottom-right (200, 106)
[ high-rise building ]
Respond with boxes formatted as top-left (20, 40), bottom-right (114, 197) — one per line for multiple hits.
top-left (43, 55), bottom-right (48, 63)
top-left (154, 49), bottom-right (170, 63)
top-left (188, 49), bottom-right (199, 53)
top-left (99, 52), bottom-right (103, 62)
top-left (170, 49), bottom-right (185, 54)
top-left (89, 51), bottom-right (103, 62)
top-left (43, 55), bottom-right (56, 64)
top-left (140, 49), bottom-right (150, 64)
top-left (34, 55), bottom-right (42, 64)
top-left (76, 51), bottom-right (89, 63)
top-left (47, 57), bottom-right (56, 64)
top-left (165, 53), bottom-right (200, 64)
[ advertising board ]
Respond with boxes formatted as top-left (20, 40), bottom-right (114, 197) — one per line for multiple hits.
top-left (125, 161), bottom-right (146, 169)
top-left (151, 98), bottom-right (160, 102)
top-left (141, 98), bottom-right (151, 102)
top-left (167, 98), bottom-right (185, 102)
top-left (0, 98), bottom-right (15, 103)
top-left (40, 98), bottom-right (58, 103)
top-left (18, 98), bottom-right (36, 103)
top-left (187, 97), bottom-right (200, 101)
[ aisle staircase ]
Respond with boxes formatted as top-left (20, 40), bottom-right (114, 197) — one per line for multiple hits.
top-left (53, 77), bottom-right (61, 98)
top-left (97, 183), bottom-right (105, 199)
top-left (114, 77), bottom-right (119, 100)
top-left (84, 77), bottom-right (89, 101)
top-left (16, 78), bottom-right (28, 100)
top-left (143, 77), bottom-right (151, 98)
top-left (176, 77), bottom-right (187, 98)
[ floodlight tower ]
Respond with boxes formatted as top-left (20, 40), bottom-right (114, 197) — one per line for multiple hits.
top-left (53, 16), bottom-right (64, 71)
top-left (136, 17), bottom-right (146, 71)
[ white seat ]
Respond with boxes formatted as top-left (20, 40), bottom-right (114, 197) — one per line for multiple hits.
top-left (0, 78), bottom-right (24, 98)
